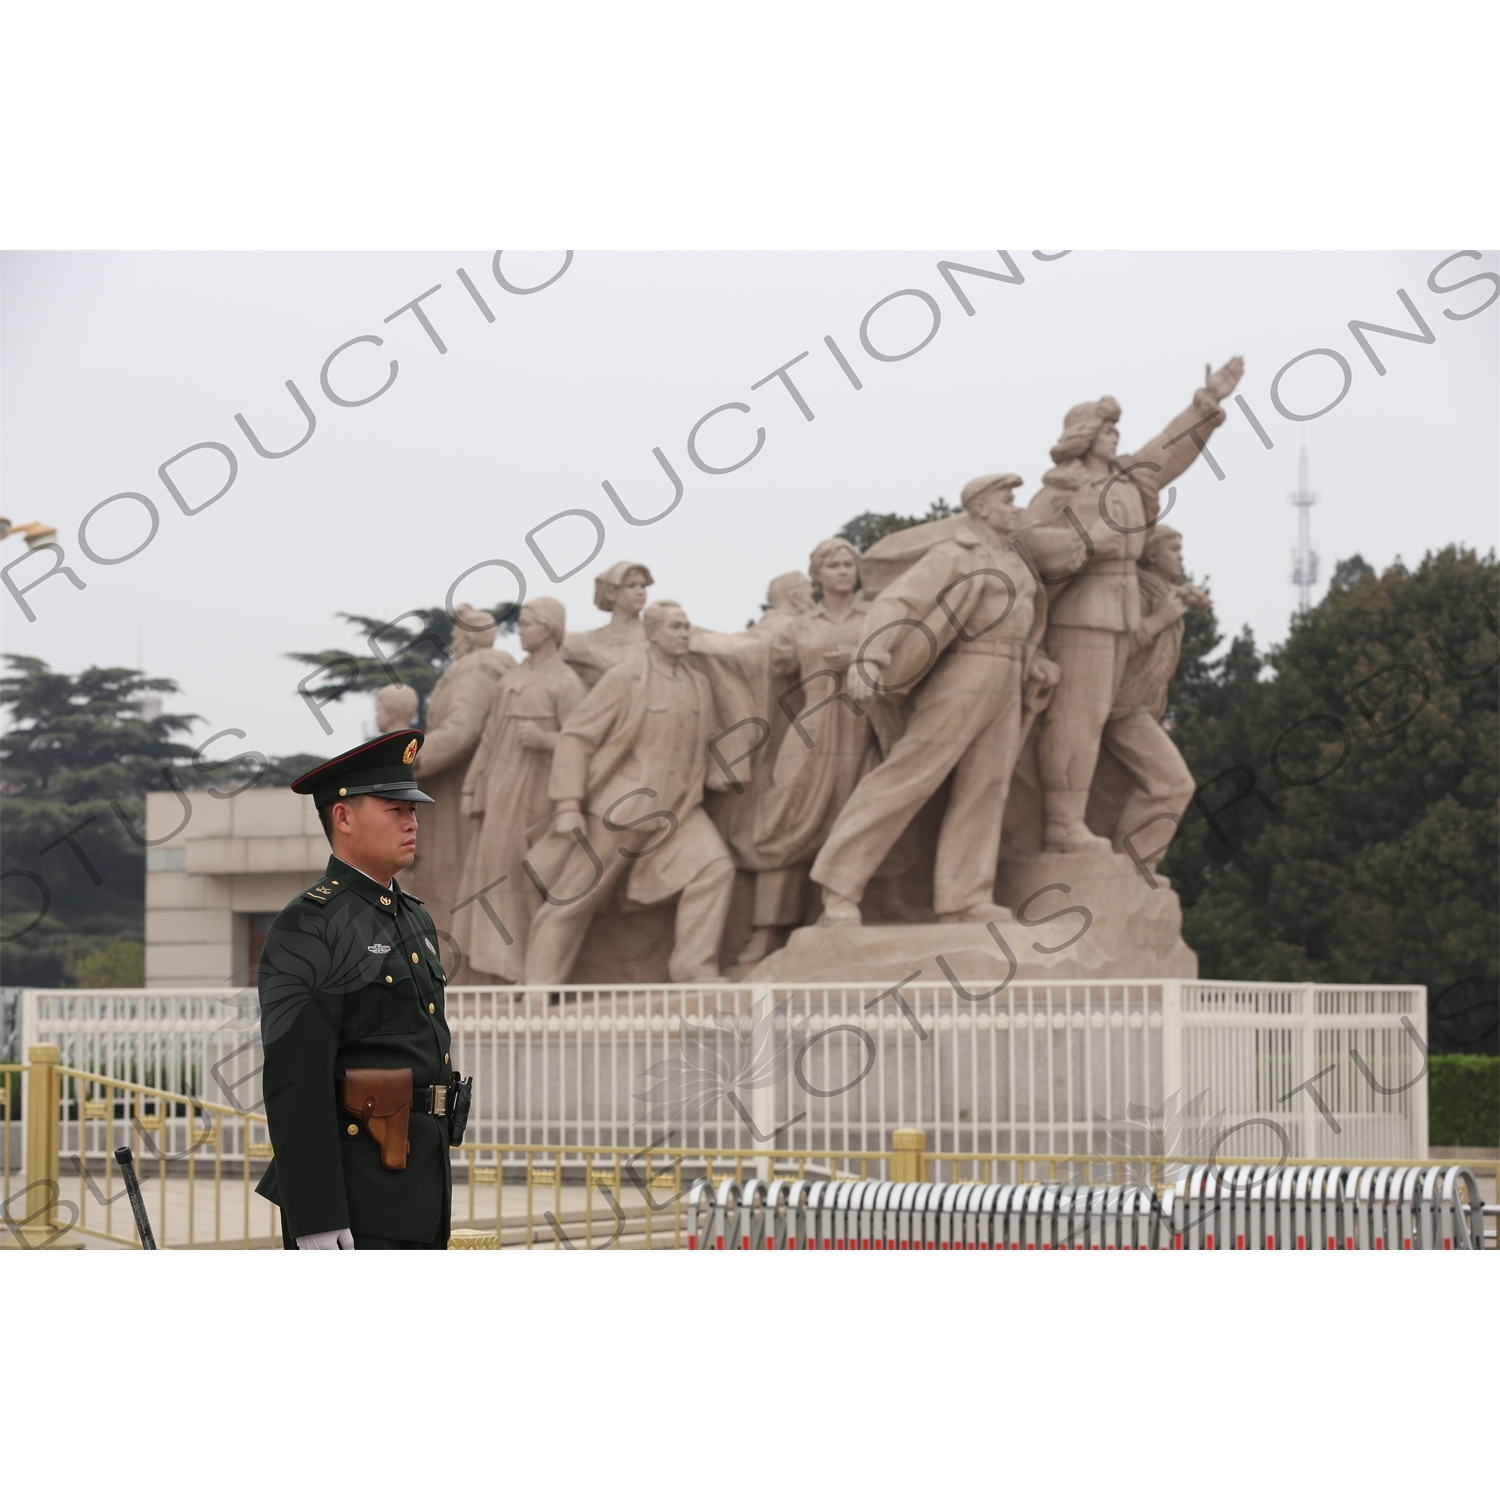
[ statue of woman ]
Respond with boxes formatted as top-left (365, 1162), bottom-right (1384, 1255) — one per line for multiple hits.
top-left (561, 560), bottom-right (653, 690)
top-left (739, 537), bottom-right (876, 961)
top-left (454, 598), bottom-right (585, 982)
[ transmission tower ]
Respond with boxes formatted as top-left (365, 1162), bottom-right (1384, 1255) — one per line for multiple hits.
top-left (1289, 446), bottom-right (1319, 612)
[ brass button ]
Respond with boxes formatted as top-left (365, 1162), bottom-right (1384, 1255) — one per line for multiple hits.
top-left (428, 1003), bottom-right (436, 1014)
top-left (331, 879), bottom-right (339, 885)
top-left (443, 1053), bottom-right (449, 1063)
top-left (385, 975), bottom-right (393, 984)
top-left (339, 787), bottom-right (347, 796)
top-left (411, 952), bottom-right (419, 964)
top-left (346, 1124), bottom-right (359, 1136)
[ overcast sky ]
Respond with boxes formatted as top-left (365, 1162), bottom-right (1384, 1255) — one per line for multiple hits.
top-left (2, 250), bottom-right (1495, 757)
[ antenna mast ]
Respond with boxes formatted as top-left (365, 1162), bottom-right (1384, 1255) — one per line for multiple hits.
top-left (1289, 447), bottom-right (1319, 612)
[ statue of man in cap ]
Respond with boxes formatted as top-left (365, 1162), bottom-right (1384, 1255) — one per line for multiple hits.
top-left (809, 474), bottom-right (1065, 926)
top-left (1027, 358), bottom-right (1242, 853)
top-left (255, 731), bottom-right (462, 1250)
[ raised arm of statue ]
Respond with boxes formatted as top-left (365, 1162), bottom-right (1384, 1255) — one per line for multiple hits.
top-left (1128, 356), bottom-right (1245, 500)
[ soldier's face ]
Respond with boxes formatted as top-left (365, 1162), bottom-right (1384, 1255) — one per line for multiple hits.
top-left (646, 608), bottom-right (691, 658)
top-left (1091, 423), bottom-right (1120, 459)
top-left (333, 795), bottom-right (419, 877)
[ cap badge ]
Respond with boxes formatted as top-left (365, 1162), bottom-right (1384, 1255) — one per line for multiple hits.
top-left (367, 943), bottom-right (391, 955)
top-left (403, 738), bottom-right (419, 765)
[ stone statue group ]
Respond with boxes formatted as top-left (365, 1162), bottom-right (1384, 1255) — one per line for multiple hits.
top-left (391, 359), bottom-right (1241, 986)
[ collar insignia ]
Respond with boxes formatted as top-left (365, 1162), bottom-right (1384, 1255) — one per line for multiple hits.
top-left (379, 895), bottom-right (393, 906)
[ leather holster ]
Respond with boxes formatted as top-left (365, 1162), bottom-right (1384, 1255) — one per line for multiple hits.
top-left (341, 1068), bottom-right (412, 1170)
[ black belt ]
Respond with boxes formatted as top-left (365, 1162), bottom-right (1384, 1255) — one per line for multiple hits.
top-left (411, 1084), bottom-right (451, 1117)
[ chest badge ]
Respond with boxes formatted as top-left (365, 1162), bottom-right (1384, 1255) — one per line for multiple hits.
top-left (424, 937), bottom-right (437, 955)
top-left (367, 943), bottom-right (391, 955)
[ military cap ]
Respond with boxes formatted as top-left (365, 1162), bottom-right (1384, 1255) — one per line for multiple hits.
top-left (960, 473), bottom-right (1025, 506)
top-left (289, 730), bottom-right (436, 808)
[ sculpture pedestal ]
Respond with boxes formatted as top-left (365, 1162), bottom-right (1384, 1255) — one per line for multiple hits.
top-left (745, 852), bottom-right (1196, 985)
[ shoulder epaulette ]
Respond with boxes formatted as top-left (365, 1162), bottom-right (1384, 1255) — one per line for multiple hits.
top-left (301, 880), bottom-right (340, 905)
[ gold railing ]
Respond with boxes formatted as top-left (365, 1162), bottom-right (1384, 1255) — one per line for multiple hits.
top-left (1, 1047), bottom-right (281, 1250)
top-left (3, 1049), bottom-right (1492, 1250)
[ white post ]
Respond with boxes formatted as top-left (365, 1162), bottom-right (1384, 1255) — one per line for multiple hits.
top-left (1160, 980), bottom-right (1184, 1115)
top-left (1301, 984), bottom-right (1320, 1158)
top-left (1412, 985), bottom-right (1430, 1160)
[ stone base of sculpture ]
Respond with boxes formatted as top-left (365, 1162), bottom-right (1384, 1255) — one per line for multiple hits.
top-left (744, 852), bottom-right (1195, 984)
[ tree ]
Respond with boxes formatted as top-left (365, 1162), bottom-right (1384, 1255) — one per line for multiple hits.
top-left (1160, 547), bottom-right (1498, 1053)
top-left (0, 656), bottom-right (320, 986)
top-left (287, 602), bottom-right (518, 726)
top-left (0, 655), bottom-right (199, 800)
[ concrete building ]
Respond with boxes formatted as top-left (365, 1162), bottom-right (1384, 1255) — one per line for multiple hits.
top-left (143, 787), bottom-right (327, 987)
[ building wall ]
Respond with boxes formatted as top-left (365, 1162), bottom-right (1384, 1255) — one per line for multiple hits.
top-left (144, 787), bottom-right (327, 986)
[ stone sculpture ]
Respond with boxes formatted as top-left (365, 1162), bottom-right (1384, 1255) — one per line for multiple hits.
top-left (524, 601), bottom-right (736, 984)
top-left (740, 538), bottom-right (876, 960)
top-left (375, 683), bottom-right (418, 732)
top-left (406, 604), bottom-right (515, 935)
top-left (809, 475), bottom-right (1066, 926)
top-left (453, 598), bottom-right (585, 982)
top-left (1028, 359), bottom-right (1242, 852)
top-left (1091, 525), bottom-right (1204, 866)
top-left (561, 560), bottom-right (653, 690)
top-left (396, 357), bottom-right (1240, 987)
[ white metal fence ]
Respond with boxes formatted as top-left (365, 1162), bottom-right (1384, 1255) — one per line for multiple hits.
top-left (19, 979), bottom-right (1428, 1167)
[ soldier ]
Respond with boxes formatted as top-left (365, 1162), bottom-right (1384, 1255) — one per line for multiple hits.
top-left (255, 731), bottom-right (459, 1250)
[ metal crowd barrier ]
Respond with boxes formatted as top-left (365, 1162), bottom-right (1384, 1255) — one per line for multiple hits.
top-left (688, 1163), bottom-right (1486, 1250)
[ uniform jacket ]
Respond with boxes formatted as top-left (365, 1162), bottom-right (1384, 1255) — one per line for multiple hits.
top-left (255, 855), bottom-right (453, 1242)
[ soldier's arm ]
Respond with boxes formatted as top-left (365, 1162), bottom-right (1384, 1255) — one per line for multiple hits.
top-left (257, 908), bottom-right (351, 1239)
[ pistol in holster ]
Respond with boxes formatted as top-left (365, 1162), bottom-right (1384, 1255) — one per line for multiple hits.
top-left (341, 1068), bottom-right (412, 1170)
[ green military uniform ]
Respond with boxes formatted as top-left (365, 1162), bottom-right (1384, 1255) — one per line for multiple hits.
top-left (255, 732), bottom-right (455, 1249)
